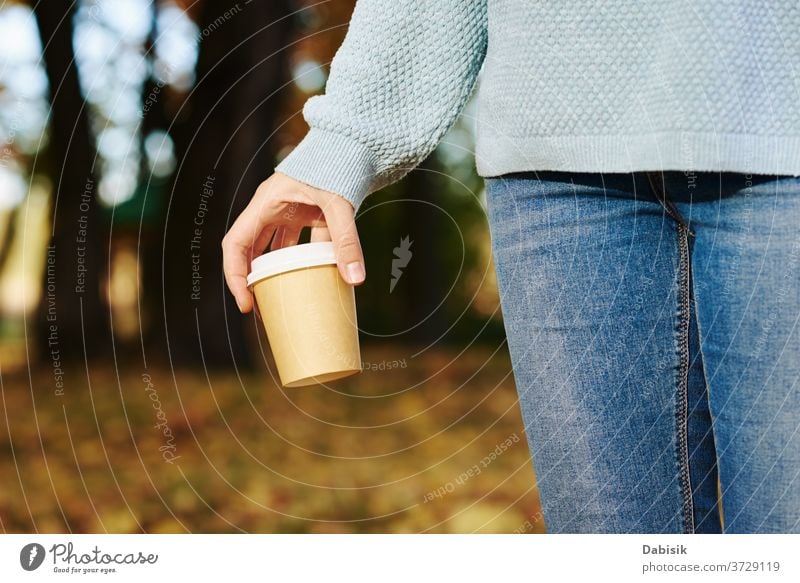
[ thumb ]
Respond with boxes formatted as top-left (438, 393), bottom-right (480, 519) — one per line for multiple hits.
top-left (321, 197), bottom-right (366, 285)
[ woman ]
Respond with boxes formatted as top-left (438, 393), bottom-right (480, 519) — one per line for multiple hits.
top-left (222, 1), bottom-right (800, 533)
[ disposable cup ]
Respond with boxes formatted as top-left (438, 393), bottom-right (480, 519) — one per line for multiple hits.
top-left (247, 241), bottom-right (361, 387)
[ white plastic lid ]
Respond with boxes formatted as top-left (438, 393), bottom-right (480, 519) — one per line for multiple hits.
top-left (246, 241), bottom-right (337, 287)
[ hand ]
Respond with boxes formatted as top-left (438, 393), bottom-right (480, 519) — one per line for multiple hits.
top-left (222, 172), bottom-right (366, 313)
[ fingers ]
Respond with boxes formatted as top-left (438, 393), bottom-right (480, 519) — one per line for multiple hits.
top-left (319, 197), bottom-right (365, 285)
top-left (222, 224), bottom-right (256, 313)
top-left (271, 225), bottom-right (286, 250)
top-left (309, 226), bottom-right (331, 242)
top-left (252, 226), bottom-right (276, 260)
top-left (222, 188), bottom-right (283, 313)
top-left (282, 225), bottom-right (303, 247)
top-left (223, 172), bottom-right (365, 317)
top-left (271, 224), bottom-right (304, 250)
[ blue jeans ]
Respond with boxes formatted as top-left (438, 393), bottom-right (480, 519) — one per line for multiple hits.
top-left (486, 170), bottom-right (800, 533)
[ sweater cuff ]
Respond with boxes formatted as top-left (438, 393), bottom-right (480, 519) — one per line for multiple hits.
top-left (275, 128), bottom-right (378, 212)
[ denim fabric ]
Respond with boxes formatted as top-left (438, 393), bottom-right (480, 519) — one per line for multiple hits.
top-left (486, 170), bottom-right (800, 533)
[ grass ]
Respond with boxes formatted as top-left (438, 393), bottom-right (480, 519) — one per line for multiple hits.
top-left (0, 344), bottom-right (544, 533)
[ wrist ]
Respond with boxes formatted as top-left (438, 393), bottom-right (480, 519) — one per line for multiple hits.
top-left (275, 128), bottom-right (378, 212)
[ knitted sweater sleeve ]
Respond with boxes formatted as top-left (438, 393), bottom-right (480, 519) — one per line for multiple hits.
top-left (274, 0), bottom-right (488, 211)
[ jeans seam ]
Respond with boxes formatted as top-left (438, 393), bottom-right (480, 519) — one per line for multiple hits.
top-left (691, 283), bottom-right (726, 532)
top-left (676, 221), bottom-right (696, 533)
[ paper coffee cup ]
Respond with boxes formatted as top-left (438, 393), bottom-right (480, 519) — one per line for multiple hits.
top-left (247, 242), bottom-right (361, 387)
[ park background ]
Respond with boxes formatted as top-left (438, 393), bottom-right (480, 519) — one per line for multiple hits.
top-left (0, 0), bottom-right (545, 533)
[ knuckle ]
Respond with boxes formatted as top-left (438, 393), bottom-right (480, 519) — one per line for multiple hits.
top-left (336, 233), bottom-right (360, 254)
top-left (253, 182), bottom-right (275, 204)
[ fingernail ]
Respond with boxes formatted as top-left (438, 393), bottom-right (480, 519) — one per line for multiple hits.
top-left (346, 261), bottom-right (365, 284)
top-left (235, 296), bottom-right (243, 312)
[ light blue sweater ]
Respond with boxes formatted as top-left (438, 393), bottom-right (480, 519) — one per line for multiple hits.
top-left (276, 0), bottom-right (800, 211)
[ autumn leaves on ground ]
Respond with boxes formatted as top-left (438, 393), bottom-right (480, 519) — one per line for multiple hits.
top-left (0, 346), bottom-right (544, 533)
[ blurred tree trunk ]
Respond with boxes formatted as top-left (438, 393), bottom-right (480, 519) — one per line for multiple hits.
top-left (33, 4), bottom-right (110, 361)
top-left (401, 158), bottom-right (446, 345)
top-left (0, 208), bottom-right (18, 275)
top-left (158, 0), bottom-right (292, 367)
top-left (138, 0), bottom-right (170, 353)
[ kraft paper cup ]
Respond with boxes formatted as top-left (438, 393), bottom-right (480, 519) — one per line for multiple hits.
top-left (247, 242), bottom-right (361, 387)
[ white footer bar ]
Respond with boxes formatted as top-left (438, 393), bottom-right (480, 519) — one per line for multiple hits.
top-left (1, 533), bottom-right (797, 582)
